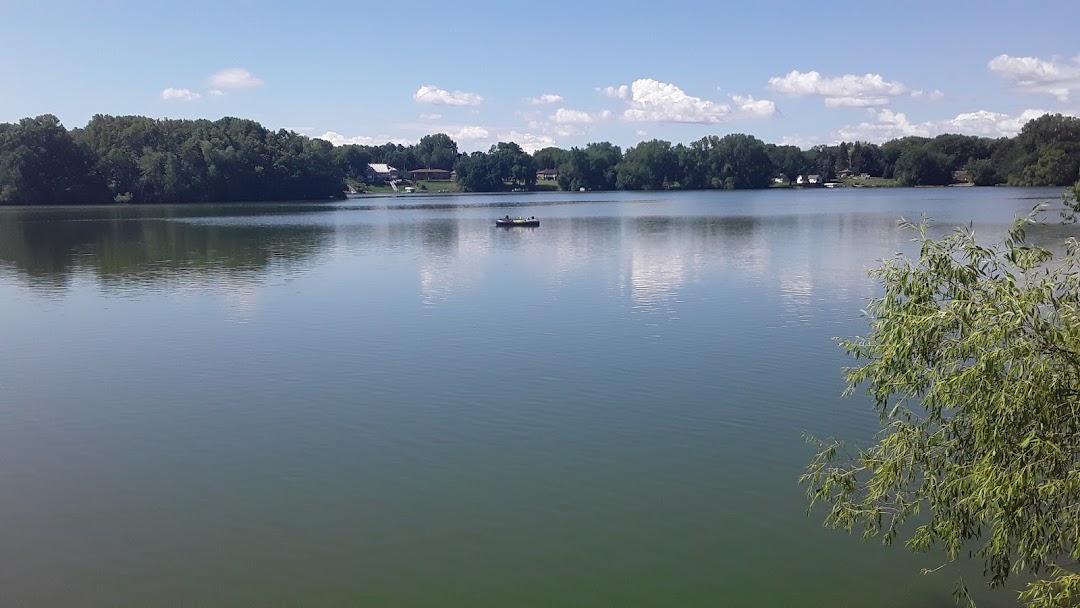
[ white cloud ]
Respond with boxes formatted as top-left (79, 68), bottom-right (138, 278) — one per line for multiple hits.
top-left (208, 68), bottom-right (263, 89)
top-left (730, 94), bottom-right (778, 117)
top-left (413, 85), bottom-right (484, 106)
top-left (528, 93), bottom-right (564, 105)
top-left (619, 78), bottom-right (776, 124)
top-left (767, 70), bottom-right (908, 107)
top-left (825, 96), bottom-right (889, 108)
top-left (419, 113), bottom-right (442, 120)
top-left (446, 125), bottom-right (490, 141)
top-left (778, 134), bottom-right (820, 149)
top-left (635, 129), bottom-right (648, 137)
top-left (833, 107), bottom-right (1058, 143)
top-left (497, 131), bottom-right (556, 154)
top-left (834, 109), bottom-right (931, 141)
top-left (553, 109), bottom-right (593, 124)
top-left (314, 131), bottom-right (415, 146)
top-left (208, 89), bottom-right (224, 97)
top-left (552, 108), bottom-right (596, 124)
top-left (943, 108), bottom-right (1052, 137)
top-left (911, 89), bottom-right (945, 100)
top-left (161, 87), bottom-right (200, 101)
top-left (988, 54), bottom-right (1080, 101)
top-left (598, 85), bottom-right (629, 99)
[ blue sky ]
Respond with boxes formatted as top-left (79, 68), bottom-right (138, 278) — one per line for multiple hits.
top-left (2, 0), bottom-right (1078, 152)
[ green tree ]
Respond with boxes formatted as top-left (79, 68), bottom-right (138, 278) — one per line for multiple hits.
top-left (616, 139), bottom-right (676, 190)
top-left (0, 115), bottom-right (110, 204)
top-left (765, 144), bottom-right (810, 182)
top-left (532, 146), bottom-right (567, 173)
top-left (453, 151), bottom-right (504, 192)
top-left (414, 133), bottom-right (459, 170)
top-left (556, 143), bottom-right (622, 191)
top-left (804, 184), bottom-right (1080, 607)
top-left (893, 146), bottom-right (952, 186)
top-left (965, 158), bottom-right (999, 186)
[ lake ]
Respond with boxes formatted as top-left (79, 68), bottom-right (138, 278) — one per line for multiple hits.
top-left (0, 187), bottom-right (1066, 607)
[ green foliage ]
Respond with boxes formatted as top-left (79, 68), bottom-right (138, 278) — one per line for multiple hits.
top-left (415, 133), bottom-right (459, 170)
top-left (556, 142), bottom-right (623, 192)
top-left (1009, 115), bottom-right (1080, 186)
top-left (451, 142), bottom-right (535, 192)
top-left (0, 115), bottom-right (110, 204)
top-left (893, 146), bottom-right (953, 186)
top-left (965, 158), bottom-right (999, 186)
top-left (48, 115), bottom-right (343, 203)
top-left (616, 139), bottom-right (676, 190)
top-left (532, 146), bottom-right (568, 173)
top-left (765, 144), bottom-right (811, 183)
top-left (2, 111), bottom-right (1077, 202)
top-left (804, 184), bottom-right (1080, 606)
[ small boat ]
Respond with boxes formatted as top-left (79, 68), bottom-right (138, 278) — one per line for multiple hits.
top-left (496, 217), bottom-right (539, 227)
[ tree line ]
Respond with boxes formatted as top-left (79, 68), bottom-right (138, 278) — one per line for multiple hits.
top-left (2, 112), bottom-right (1078, 203)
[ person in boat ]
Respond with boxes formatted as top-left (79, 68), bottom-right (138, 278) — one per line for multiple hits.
top-left (503, 215), bottom-right (512, 221)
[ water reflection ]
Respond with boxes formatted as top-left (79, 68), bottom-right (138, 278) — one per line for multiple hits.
top-left (0, 203), bottom-right (913, 321)
top-left (0, 207), bottom-right (333, 295)
top-left (0, 190), bottom-right (1062, 608)
top-left (0, 189), bottom-right (1056, 319)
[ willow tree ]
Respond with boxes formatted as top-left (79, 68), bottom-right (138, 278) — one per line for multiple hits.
top-left (804, 184), bottom-right (1080, 607)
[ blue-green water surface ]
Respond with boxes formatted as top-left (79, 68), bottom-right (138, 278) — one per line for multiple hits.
top-left (0, 187), bottom-right (1065, 607)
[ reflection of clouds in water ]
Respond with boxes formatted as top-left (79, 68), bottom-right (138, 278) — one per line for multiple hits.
top-left (777, 272), bottom-right (814, 323)
top-left (625, 248), bottom-right (689, 315)
top-left (419, 223), bottom-right (489, 307)
top-left (419, 262), bottom-right (477, 307)
top-left (217, 279), bottom-right (261, 322)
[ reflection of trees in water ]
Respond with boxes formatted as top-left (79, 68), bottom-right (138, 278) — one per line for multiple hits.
top-left (0, 207), bottom-right (333, 291)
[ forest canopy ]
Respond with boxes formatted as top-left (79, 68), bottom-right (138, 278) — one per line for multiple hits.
top-left (1, 112), bottom-right (1078, 203)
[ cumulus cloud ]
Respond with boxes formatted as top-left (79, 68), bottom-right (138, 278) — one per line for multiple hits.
top-left (419, 113), bottom-right (442, 120)
top-left (598, 85), bottom-right (629, 99)
top-left (528, 93), bottom-right (564, 105)
top-left (553, 108), bottom-right (593, 124)
top-left (988, 54), bottom-right (1080, 101)
top-left (778, 134), bottom-right (819, 149)
top-left (833, 107), bottom-right (1057, 142)
top-left (552, 108), bottom-right (597, 124)
top-left (208, 68), bottom-right (263, 89)
top-left (496, 131), bottom-right (556, 154)
top-left (767, 70), bottom-right (909, 107)
top-left (161, 87), bottom-right (200, 101)
top-left (445, 125), bottom-right (490, 141)
top-left (731, 94), bottom-right (778, 116)
top-left (413, 85), bottom-right (484, 106)
top-left (314, 131), bottom-right (415, 146)
top-left (618, 78), bottom-right (776, 123)
top-left (944, 108), bottom-right (1053, 137)
top-left (911, 89), bottom-right (945, 100)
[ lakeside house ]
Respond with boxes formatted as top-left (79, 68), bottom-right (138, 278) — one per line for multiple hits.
top-left (365, 163), bottom-right (399, 184)
top-left (796, 174), bottom-right (822, 186)
top-left (409, 168), bottom-right (452, 181)
top-left (536, 168), bottom-right (558, 181)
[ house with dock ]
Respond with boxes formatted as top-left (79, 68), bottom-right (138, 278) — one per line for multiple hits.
top-left (365, 163), bottom-right (400, 184)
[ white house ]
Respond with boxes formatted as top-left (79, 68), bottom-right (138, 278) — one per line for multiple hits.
top-left (365, 163), bottom-right (400, 184)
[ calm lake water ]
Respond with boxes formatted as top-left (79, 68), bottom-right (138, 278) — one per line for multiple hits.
top-left (0, 187), bottom-right (1068, 607)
